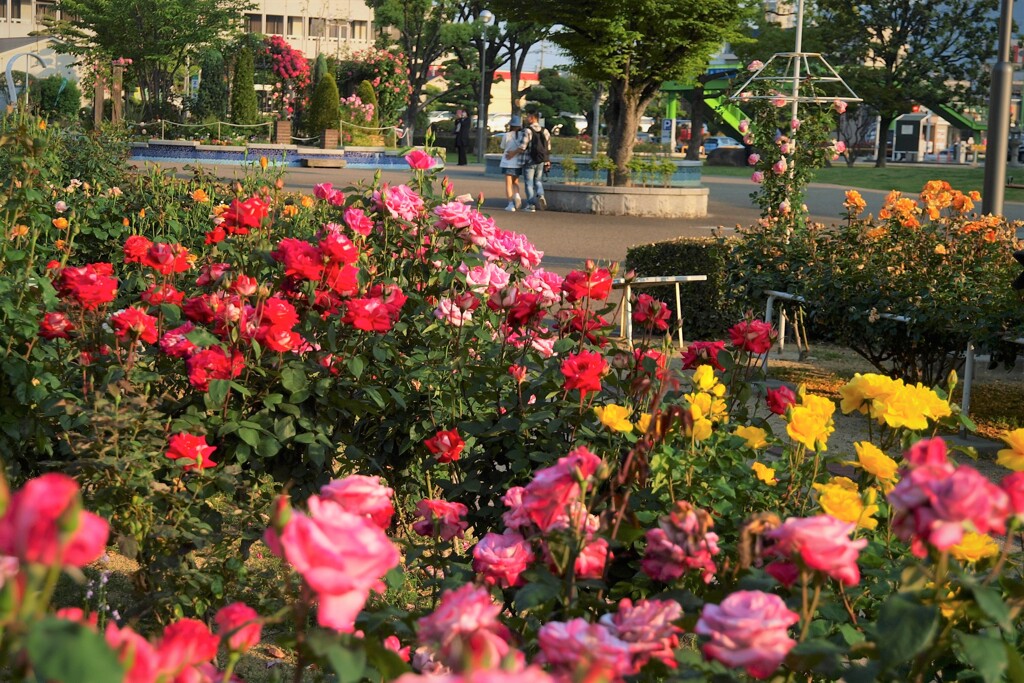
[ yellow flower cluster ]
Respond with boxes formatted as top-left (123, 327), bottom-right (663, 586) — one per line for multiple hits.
top-left (684, 366), bottom-right (728, 442)
top-left (996, 428), bottom-right (1024, 471)
top-left (878, 190), bottom-right (922, 228)
top-left (839, 373), bottom-right (951, 431)
top-left (844, 190), bottom-right (867, 217)
top-left (848, 441), bottom-right (899, 492)
top-left (751, 461), bottom-right (777, 486)
top-left (735, 425), bottom-right (768, 450)
top-left (950, 532), bottom-right (1000, 564)
top-left (919, 180), bottom-right (977, 220)
top-left (813, 476), bottom-right (879, 529)
top-left (785, 392), bottom-right (835, 451)
top-left (594, 404), bottom-right (633, 433)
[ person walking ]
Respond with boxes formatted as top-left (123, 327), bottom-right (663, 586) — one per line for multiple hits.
top-left (506, 111), bottom-right (550, 211)
top-left (500, 116), bottom-right (524, 211)
top-left (454, 110), bottom-right (471, 166)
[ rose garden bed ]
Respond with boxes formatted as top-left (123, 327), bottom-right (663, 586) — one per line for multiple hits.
top-left (0, 111), bottom-right (1023, 682)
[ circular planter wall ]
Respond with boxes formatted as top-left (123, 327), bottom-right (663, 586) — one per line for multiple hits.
top-left (545, 183), bottom-right (709, 218)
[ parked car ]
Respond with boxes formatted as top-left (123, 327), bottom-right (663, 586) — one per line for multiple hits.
top-left (702, 136), bottom-right (743, 154)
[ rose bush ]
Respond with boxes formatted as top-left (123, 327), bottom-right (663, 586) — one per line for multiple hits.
top-left (0, 110), bottom-right (1021, 682)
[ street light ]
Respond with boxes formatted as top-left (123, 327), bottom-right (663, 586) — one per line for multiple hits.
top-left (477, 9), bottom-right (494, 163)
top-left (982, 0), bottom-right (1014, 216)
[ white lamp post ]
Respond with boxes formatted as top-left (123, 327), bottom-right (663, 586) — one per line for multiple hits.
top-left (477, 9), bottom-right (494, 163)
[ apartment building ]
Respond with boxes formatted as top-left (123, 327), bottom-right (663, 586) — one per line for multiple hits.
top-left (0, 0), bottom-right (76, 86)
top-left (242, 0), bottom-right (376, 59)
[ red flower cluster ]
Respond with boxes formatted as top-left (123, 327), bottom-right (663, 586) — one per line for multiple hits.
top-left (562, 267), bottom-right (613, 303)
top-left (728, 319), bottom-right (775, 355)
top-left (186, 346), bottom-right (245, 391)
top-left (632, 293), bottom-right (671, 332)
top-left (342, 285), bottom-right (406, 332)
top-left (208, 197), bottom-right (269, 243)
top-left (109, 306), bottom-right (159, 344)
top-left (681, 340), bottom-right (726, 371)
top-left (424, 428), bottom-right (465, 463)
top-left (165, 432), bottom-right (218, 470)
top-left (56, 263), bottom-right (118, 310)
top-left (560, 350), bottom-right (608, 396)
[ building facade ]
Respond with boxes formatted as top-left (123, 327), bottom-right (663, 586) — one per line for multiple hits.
top-left (242, 0), bottom-right (376, 60)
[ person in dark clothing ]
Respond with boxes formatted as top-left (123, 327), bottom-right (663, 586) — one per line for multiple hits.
top-left (454, 110), bottom-right (471, 165)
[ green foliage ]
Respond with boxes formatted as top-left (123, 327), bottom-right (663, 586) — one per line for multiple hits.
top-left (193, 49), bottom-right (228, 121)
top-left (43, 0), bottom-right (252, 120)
top-left (625, 236), bottom-right (741, 340)
top-left (308, 72), bottom-right (341, 133)
top-left (313, 54), bottom-right (329, 87)
top-left (525, 68), bottom-right (594, 132)
top-left (356, 79), bottom-right (380, 127)
top-left (29, 75), bottom-right (82, 121)
top-left (230, 48), bottom-right (260, 126)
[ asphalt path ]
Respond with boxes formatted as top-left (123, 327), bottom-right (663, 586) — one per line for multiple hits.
top-left (136, 159), bottom-right (1024, 273)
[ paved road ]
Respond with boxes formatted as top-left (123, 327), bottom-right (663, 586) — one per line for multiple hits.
top-left (138, 159), bottom-right (1024, 273)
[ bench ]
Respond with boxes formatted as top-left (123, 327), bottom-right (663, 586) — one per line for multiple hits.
top-left (612, 274), bottom-right (708, 347)
top-left (762, 290), bottom-right (1024, 419)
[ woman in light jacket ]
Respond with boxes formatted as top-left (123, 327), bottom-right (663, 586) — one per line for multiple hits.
top-left (500, 116), bottom-right (524, 211)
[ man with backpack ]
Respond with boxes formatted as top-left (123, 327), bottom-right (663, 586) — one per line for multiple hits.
top-left (505, 111), bottom-right (550, 211)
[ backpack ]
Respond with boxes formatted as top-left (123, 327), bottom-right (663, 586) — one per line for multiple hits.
top-left (528, 126), bottom-right (549, 164)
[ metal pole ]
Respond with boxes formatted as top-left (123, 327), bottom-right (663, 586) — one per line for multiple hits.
top-left (983, 0), bottom-right (1014, 216)
top-left (789, 0), bottom-right (805, 157)
top-left (592, 83), bottom-right (602, 158)
top-left (477, 36), bottom-right (487, 163)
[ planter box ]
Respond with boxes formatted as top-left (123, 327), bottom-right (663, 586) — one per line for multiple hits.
top-left (546, 183), bottom-right (709, 218)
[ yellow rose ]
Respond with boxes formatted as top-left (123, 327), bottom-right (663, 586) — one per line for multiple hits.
top-left (850, 441), bottom-right (899, 490)
top-left (996, 428), bottom-right (1024, 471)
top-left (802, 394), bottom-right (836, 422)
top-left (689, 415), bottom-right (713, 442)
top-left (813, 477), bottom-right (878, 529)
top-left (300, 195), bottom-right (315, 208)
top-left (906, 383), bottom-right (952, 422)
top-left (594, 404), bottom-right (633, 433)
top-left (786, 406), bottom-right (830, 451)
top-left (752, 461), bottom-right (777, 485)
top-left (950, 532), bottom-right (1000, 563)
top-left (874, 384), bottom-right (930, 431)
top-left (692, 365), bottom-right (718, 392)
top-left (637, 413), bottom-right (652, 433)
top-left (191, 188), bottom-right (210, 203)
top-left (735, 425), bottom-right (768, 450)
top-left (839, 373), bottom-right (897, 416)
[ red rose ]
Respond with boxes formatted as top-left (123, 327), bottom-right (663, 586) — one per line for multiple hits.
top-left (57, 264), bottom-right (118, 310)
top-left (728, 319), bottom-right (775, 355)
top-left (322, 263), bottom-right (359, 296)
top-left (319, 231), bottom-right (359, 265)
top-left (425, 428), bottom-right (465, 463)
top-left (232, 274), bottom-right (258, 296)
top-left (159, 322), bottom-right (197, 358)
top-left (256, 296), bottom-right (299, 328)
top-left (681, 341), bottom-right (726, 371)
top-left (272, 237), bottom-right (324, 281)
top-left (109, 306), bottom-right (159, 343)
top-left (561, 268), bottom-right (613, 303)
top-left (342, 297), bottom-right (392, 331)
top-left (122, 235), bottom-right (152, 264)
top-left (766, 386), bottom-right (797, 415)
top-left (632, 293), bottom-right (671, 331)
top-left (560, 350), bottom-right (608, 396)
top-left (186, 346), bottom-right (245, 391)
top-left (39, 311), bottom-right (74, 339)
top-left (258, 325), bottom-right (302, 353)
top-left (222, 196), bottom-right (269, 234)
top-left (165, 432), bottom-right (217, 470)
top-left (204, 226), bottom-right (227, 244)
top-left (141, 242), bottom-right (191, 275)
top-left (214, 602), bottom-right (261, 654)
top-left (141, 284), bottom-right (184, 306)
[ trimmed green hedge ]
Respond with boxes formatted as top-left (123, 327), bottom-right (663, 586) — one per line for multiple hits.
top-left (624, 236), bottom-right (740, 340)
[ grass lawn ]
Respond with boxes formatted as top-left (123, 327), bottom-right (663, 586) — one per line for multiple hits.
top-left (701, 163), bottom-right (1024, 203)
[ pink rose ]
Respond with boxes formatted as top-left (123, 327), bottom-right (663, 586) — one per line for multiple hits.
top-left (1002, 471), bottom-right (1024, 522)
top-left (600, 598), bottom-right (683, 670)
top-left (267, 495), bottom-right (400, 632)
top-left (106, 623), bottom-right (160, 682)
top-left (537, 619), bottom-right (635, 679)
top-left (473, 530), bottom-right (535, 587)
top-left (696, 591), bottom-right (799, 679)
top-left (417, 584), bottom-right (512, 670)
top-left (379, 183), bottom-right (425, 221)
top-left (642, 501), bottom-right (720, 584)
top-left (833, 99), bottom-right (848, 114)
top-left (215, 602), bottom-right (261, 653)
top-left (771, 157), bottom-right (788, 174)
top-left (738, 119), bottom-right (749, 134)
top-left (751, 171), bottom-right (764, 184)
top-left (575, 536), bottom-right (611, 579)
top-left (521, 447), bottom-right (602, 532)
top-left (344, 207), bottom-right (374, 236)
top-left (405, 149), bottom-right (437, 170)
top-left (766, 386), bottom-right (797, 415)
top-left (0, 473), bottom-right (109, 568)
top-left (319, 475), bottom-right (395, 529)
top-left (155, 618), bottom-right (220, 678)
top-left (412, 498), bottom-right (469, 541)
top-left (765, 515), bottom-right (867, 586)
top-left (501, 487), bottom-right (531, 531)
top-left (747, 153), bottom-right (760, 166)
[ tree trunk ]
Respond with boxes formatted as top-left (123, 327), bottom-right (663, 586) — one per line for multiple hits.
top-left (404, 100), bottom-right (420, 146)
top-left (875, 114), bottom-right (894, 168)
top-left (605, 81), bottom-right (643, 186)
top-left (685, 84), bottom-right (705, 161)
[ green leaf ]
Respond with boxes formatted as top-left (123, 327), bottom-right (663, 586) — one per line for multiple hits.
top-left (238, 427), bottom-right (260, 448)
top-left (966, 582), bottom-right (1013, 631)
top-left (27, 617), bottom-right (125, 683)
top-left (206, 379), bottom-right (229, 406)
top-left (281, 366), bottom-right (308, 393)
top-left (513, 576), bottom-right (560, 614)
top-left (348, 355), bottom-right (365, 379)
top-left (875, 594), bottom-right (939, 667)
top-left (306, 631), bottom-right (366, 683)
top-left (955, 632), bottom-right (1007, 683)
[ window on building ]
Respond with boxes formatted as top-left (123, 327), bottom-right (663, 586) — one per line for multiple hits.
top-left (11, 0), bottom-right (23, 20)
top-left (287, 16), bottom-right (303, 37)
top-left (352, 20), bottom-right (367, 41)
top-left (328, 21), bottom-right (350, 40)
top-left (265, 14), bottom-right (283, 35)
top-left (245, 13), bottom-right (262, 33)
top-left (309, 17), bottom-right (326, 38)
top-left (35, 0), bottom-right (56, 22)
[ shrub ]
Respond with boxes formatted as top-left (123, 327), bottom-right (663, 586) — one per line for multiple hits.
top-left (29, 75), bottom-right (81, 121)
top-left (356, 79), bottom-right (380, 128)
top-left (307, 72), bottom-right (340, 134)
top-left (193, 49), bottom-right (228, 121)
top-left (625, 236), bottom-right (741, 339)
top-left (229, 49), bottom-right (259, 126)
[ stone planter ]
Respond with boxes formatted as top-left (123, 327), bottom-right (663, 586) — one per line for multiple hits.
top-left (274, 120), bottom-right (292, 145)
top-left (545, 183), bottom-right (709, 218)
top-left (321, 128), bottom-right (340, 149)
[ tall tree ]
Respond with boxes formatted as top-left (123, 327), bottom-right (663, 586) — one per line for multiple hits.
top-left (193, 49), bottom-right (228, 121)
top-left (509, 0), bottom-right (750, 185)
top-left (815, 0), bottom-right (997, 167)
top-left (44, 0), bottom-right (253, 120)
top-left (230, 48), bottom-right (259, 126)
top-left (526, 68), bottom-right (595, 133)
top-left (368, 0), bottom-right (474, 144)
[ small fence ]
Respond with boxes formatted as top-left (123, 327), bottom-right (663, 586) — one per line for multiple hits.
top-left (130, 120), bottom-right (273, 143)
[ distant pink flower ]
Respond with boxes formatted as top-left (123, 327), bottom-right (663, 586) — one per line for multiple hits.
top-left (771, 93), bottom-right (787, 108)
top-left (405, 149), bottom-right (437, 170)
top-left (642, 501), bottom-right (720, 583)
top-left (521, 447), bottom-right (602, 532)
top-left (215, 602), bottom-right (261, 653)
top-left (575, 537), bottom-right (611, 579)
top-left (434, 297), bottom-right (473, 327)
top-left (418, 584), bottom-right (512, 670)
top-left (738, 119), bottom-right (750, 134)
top-left (747, 153), bottom-right (760, 166)
top-left (834, 99), bottom-right (848, 114)
top-left (790, 118), bottom-right (800, 131)
top-left (747, 60), bottom-right (764, 71)
top-left (538, 619), bottom-right (635, 679)
top-left (600, 598), bottom-right (683, 670)
top-left (412, 498), bottom-right (469, 541)
top-left (696, 591), bottom-right (799, 679)
top-left (765, 515), bottom-right (866, 586)
top-left (751, 170), bottom-right (764, 184)
top-left (378, 183), bottom-right (425, 221)
top-left (834, 140), bottom-right (847, 154)
top-left (772, 157), bottom-right (788, 174)
top-left (319, 475), bottom-right (395, 529)
top-left (473, 531), bottom-right (535, 587)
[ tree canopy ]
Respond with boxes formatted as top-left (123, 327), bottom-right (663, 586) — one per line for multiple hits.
top-left (509, 0), bottom-right (751, 184)
top-left (45, 0), bottom-right (252, 119)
